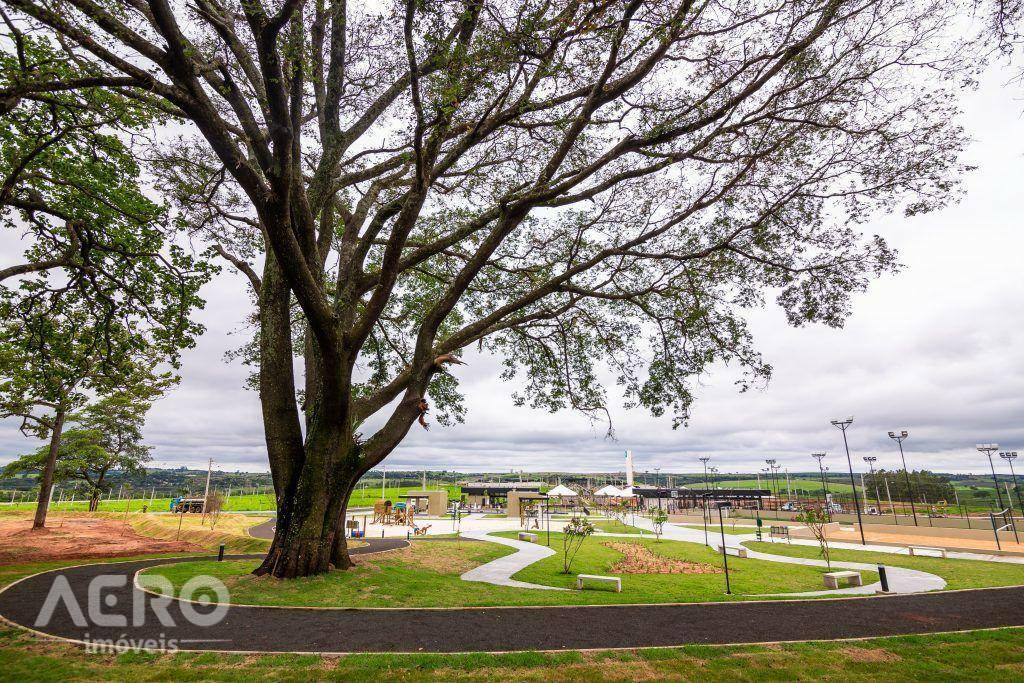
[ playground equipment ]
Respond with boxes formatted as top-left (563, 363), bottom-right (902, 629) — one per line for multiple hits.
top-left (371, 499), bottom-right (416, 526)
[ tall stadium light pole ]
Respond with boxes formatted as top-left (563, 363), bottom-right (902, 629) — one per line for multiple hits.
top-left (863, 456), bottom-right (882, 512)
top-left (976, 444), bottom-right (1005, 510)
top-left (832, 418), bottom-right (866, 545)
top-left (699, 457), bottom-right (711, 491)
top-left (812, 453), bottom-right (831, 521)
top-left (765, 459), bottom-right (778, 507)
top-left (1000, 452), bottom-right (1023, 514)
top-left (888, 430), bottom-right (917, 526)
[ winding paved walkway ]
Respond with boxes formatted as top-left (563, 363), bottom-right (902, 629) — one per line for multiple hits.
top-left (459, 530), bottom-right (565, 590)
top-left (1, 517), bottom-right (1023, 653)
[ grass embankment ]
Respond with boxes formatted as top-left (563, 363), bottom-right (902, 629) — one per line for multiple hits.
top-left (128, 513), bottom-right (271, 553)
top-left (146, 533), bottom-right (870, 608)
top-left (744, 542), bottom-right (1024, 590)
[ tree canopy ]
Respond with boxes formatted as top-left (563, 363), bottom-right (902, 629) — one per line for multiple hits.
top-left (0, 0), bottom-right (997, 575)
top-left (2, 388), bottom-right (161, 509)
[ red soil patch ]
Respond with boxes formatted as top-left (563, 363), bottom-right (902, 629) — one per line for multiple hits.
top-left (0, 515), bottom-right (202, 565)
top-left (603, 541), bottom-right (722, 575)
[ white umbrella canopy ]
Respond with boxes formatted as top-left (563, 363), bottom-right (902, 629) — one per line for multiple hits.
top-left (593, 484), bottom-right (624, 497)
top-left (546, 484), bottom-right (578, 497)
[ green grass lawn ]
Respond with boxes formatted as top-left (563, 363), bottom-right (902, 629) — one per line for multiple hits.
top-left (714, 477), bottom-right (855, 493)
top-left (145, 534), bottom-right (875, 608)
top-left (2, 553), bottom-right (1023, 679)
top-left (743, 542), bottom-right (1024, 590)
top-left (2, 624), bottom-right (1022, 682)
top-left (2, 485), bottom-right (463, 513)
top-left (592, 518), bottom-right (646, 534)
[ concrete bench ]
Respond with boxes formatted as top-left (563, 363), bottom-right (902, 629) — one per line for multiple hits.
top-left (517, 532), bottom-right (538, 542)
top-left (908, 545), bottom-right (947, 558)
top-left (717, 545), bottom-right (748, 558)
top-left (823, 570), bottom-right (863, 589)
top-left (576, 574), bottom-right (622, 592)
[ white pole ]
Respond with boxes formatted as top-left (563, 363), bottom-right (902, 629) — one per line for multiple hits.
top-left (861, 473), bottom-right (868, 511)
top-left (202, 458), bottom-right (213, 520)
top-left (785, 469), bottom-right (792, 499)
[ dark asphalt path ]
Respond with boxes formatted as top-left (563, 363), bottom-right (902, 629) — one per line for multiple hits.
top-left (2, 545), bottom-right (1023, 653)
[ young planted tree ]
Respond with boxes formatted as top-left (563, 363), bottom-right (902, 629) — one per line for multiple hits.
top-left (561, 516), bottom-right (595, 574)
top-left (651, 508), bottom-right (669, 542)
top-left (0, 0), bottom-right (989, 575)
top-left (1, 387), bottom-right (165, 511)
top-left (797, 508), bottom-right (832, 570)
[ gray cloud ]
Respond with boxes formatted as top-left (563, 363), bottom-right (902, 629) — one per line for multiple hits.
top-left (2, 68), bottom-right (1022, 480)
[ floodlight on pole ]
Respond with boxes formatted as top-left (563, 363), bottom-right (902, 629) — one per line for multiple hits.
top-left (765, 459), bottom-right (779, 503)
top-left (888, 430), bottom-right (917, 526)
top-left (1000, 452), bottom-right (1023, 513)
top-left (863, 456), bottom-right (882, 513)
top-left (976, 444), bottom-right (1005, 510)
top-left (699, 457), bottom-right (711, 491)
top-left (832, 417), bottom-right (866, 545)
top-left (812, 452), bottom-right (830, 520)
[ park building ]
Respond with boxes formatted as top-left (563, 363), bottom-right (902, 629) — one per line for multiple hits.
top-left (461, 481), bottom-right (546, 511)
top-left (632, 486), bottom-right (770, 512)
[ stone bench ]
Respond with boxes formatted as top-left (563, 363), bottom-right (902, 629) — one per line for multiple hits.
top-left (517, 532), bottom-right (538, 542)
top-left (717, 545), bottom-right (748, 558)
top-left (908, 545), bottom-right (947, 558)
top-left (823, 570), bottom-right (863, 589)
top-left (576, 574), bottom-right (622, 592)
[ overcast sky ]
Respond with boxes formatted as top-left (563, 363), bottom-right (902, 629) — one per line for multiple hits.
top-left (2, 66), bottom-right (1022, 479)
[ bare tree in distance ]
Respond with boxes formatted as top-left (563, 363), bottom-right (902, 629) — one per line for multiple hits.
top-left (0, 0), bottom-right (997, 576)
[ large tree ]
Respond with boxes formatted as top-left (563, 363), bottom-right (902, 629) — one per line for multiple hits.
top-left (0, 0), bottom-right (988, 576)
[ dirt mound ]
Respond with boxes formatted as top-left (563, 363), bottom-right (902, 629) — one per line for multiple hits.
top-left (0, 515), bottom-right (202, 565)
top-left (603, 541), bottom-right (722, 575)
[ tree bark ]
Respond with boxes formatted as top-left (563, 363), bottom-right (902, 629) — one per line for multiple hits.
top-left (32, 408), bottom-right (65, 529)
top-left (253, 439), bottom-right (361, 578)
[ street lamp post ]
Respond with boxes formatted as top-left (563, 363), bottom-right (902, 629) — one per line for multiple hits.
top-left (888, 430), bottom-right (917, 526)
top-left (811, 452), bottom-right (830, 521)
top-left (654, 466), bottom-right (662, 509)
top-left (976, 444), bottom-right (1005, 511)
top-left (863, 456), bottom-right (882, 513)
top-left (832, 417), bottom-right (866, 545)
top-left (1000, 452), bottom-right (1023, 514)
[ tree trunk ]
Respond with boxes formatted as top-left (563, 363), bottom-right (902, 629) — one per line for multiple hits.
top-left (88, 489), bottom-right (101, 512)
top-left (32, 408), bottom-right (66, 529)
top-left (253, 437), bottom-right (361, 579)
